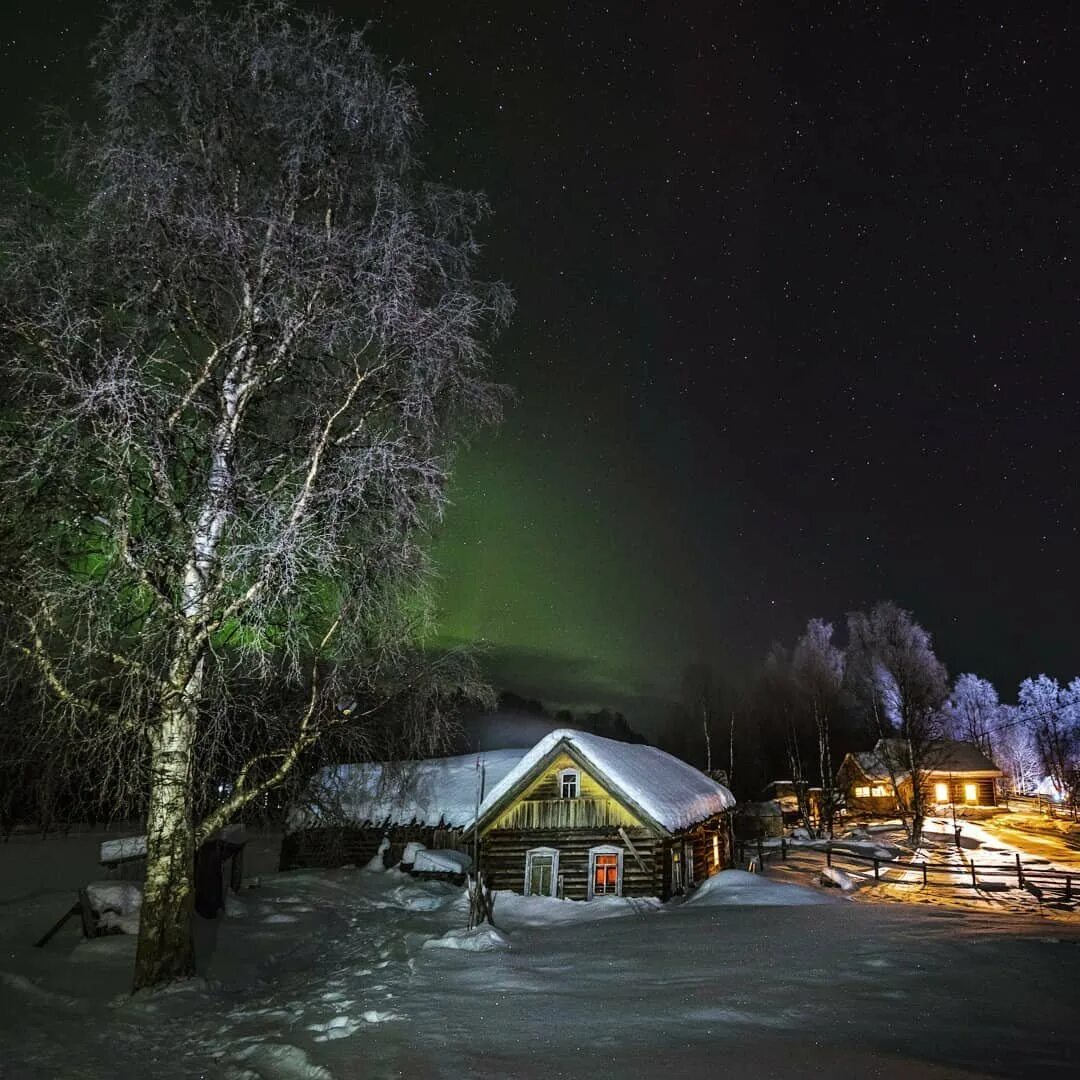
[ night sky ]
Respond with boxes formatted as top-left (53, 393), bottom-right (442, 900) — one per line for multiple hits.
top-left (4, 2), bottom-right (1078, 730)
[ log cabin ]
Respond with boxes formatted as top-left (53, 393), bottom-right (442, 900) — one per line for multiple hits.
top-left (282, 729), bottom-right (735, 901)
top-left (837, 738), bottom-right (1003, 816)
top-left (468, 729), bottom-right (735, 901)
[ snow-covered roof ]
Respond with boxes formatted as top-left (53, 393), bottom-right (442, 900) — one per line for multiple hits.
top-left (851, 739), bottom-right (1001, 781)
top-left (288, 749), bottom-right (529, 832)
top-left (472, 729), bottom-right (735, 834)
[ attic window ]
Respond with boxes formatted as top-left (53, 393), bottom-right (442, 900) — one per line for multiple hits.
top-left (558, 768), bottom-right (579, 799)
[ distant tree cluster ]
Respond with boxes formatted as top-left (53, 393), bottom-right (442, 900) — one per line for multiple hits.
top-left (493, 690), bottom-right (648, 745)
top-left (666, 601), bottom-right (1080, 846)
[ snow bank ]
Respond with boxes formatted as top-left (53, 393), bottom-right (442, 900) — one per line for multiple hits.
top-left (422, 925), bottom-right (510, 952)
top-left (686, 870), bottom-right (834, 907)
top-left (362, 837), bottom-right (390, 872)
top-left (494, 890), bottom-right (661, 928)
top-left (86, 880), bottom-right (143, 934)
top-left (401, 841), bottom-right (426, 865)
top-left (472, 729), bottom-right (735, 832)
top-left (412, 848), bottom-right (472, 874)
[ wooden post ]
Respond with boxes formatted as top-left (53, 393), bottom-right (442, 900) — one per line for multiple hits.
top-left (781, 837), bottom-right (787, 860)
top-left (1066, 876), bottom-right (1072, 901)
top-left (970, 861), bottom-right (977, 888)
top-left (1015, 853), bottom-right (1024, 889)
top-left (826, 846), bottom-right (832, 867)
top-left (873, 858), bottom-right (879, 881)
top-left (756, 838), bottom-right (764, 866)
top-left (921, 862), bottom-right (927, 886)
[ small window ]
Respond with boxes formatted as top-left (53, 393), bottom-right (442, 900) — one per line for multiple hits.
top-left (854, 785), bottom-right (871, 798)
top-left (558, 768), bottom-right (579, 799)
top-left (588, 845), bottom-right (623, 898)
top-left (964, 783), bottom-right (978, 805)
top-left (684, 842), bottom-right (695, 887)
top-left (870, 785), bottom-right (891, 797)
top-left (525, 847), bottom-right (559, 897)
top-left (934, 782), bottom-right (950, 803)
top-left (712, 833), bottom-right (720, 868)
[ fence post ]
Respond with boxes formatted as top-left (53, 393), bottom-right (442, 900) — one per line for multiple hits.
top-left (970, 861), bottom-right (977, 889)
top-left (873, 858), bottom-right (879, 881)
top-left (922, 862), bottom-right (927, 886)
top-left (826, 846), bottom-right (832, 867)
top-left (757, 838), bottom-right (764, 866)
top-left (1015, 853), bottom-right (1024, 889)
top-left (781, 837), bottom-right (787, 860)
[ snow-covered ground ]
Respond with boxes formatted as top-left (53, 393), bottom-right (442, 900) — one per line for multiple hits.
top-left (2, 831), bottom-right (1079, 1078)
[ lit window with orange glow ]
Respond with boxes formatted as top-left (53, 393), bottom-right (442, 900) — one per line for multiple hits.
top-left (594, 854), bottom-right (619, 894)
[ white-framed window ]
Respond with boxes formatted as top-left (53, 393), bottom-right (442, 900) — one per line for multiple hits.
top-left (558, 768), bottom-right (579, 799)
top-left (854, 785), bottom-right (871, 798)
top-left (588, 845), bottom-right (623, 899)
top-left (524, 847), bottom-right (560, 897)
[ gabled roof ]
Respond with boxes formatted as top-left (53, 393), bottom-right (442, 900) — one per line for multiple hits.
top-left (846, 739), bottom-right (1002, 782)
top-left (470, 728), bottom-right (735, 834)
top-left (287, 749), bottom-right (528, 832)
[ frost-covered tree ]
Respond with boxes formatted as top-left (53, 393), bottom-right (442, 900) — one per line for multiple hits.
top-left (792, 618), bottom-right (845, 838)
top-left (0, 0), bottom-right (509, 989)
top-left (945, 673), bottom-right (1001, 757)
top-left (1017, 676), bottom-right (1080, 812)
top-left (845, 602), bottom-right (948, 846)
top-left (992, 706), bottom-right (1041, 795)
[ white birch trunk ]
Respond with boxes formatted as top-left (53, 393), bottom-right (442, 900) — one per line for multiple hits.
top-left (133, 661), bottom-right (200, 988)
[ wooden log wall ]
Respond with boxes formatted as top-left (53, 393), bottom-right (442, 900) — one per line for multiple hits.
top-left (483, 826), bottom-right (662, 900)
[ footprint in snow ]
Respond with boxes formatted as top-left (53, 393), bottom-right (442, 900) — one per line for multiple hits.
top-left (361, 1010), bottom-right (403, 1024)
top-left (308, 1015), bottom-right (361, 1042)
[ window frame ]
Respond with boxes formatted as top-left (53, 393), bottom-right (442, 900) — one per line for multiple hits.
top-left (587, 845), bottom-right (623, 899)
top-left (854, 785), bottom-right (871, 798)
top-left (557, 767), bottom-right (580, 799)
top-left (524, 846), bottom-right (560, 897)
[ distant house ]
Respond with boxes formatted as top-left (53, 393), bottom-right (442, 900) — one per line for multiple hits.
top-left (837, 739), bottom-right (1003, 816)
top-left (283, 728), bottom-right (735, 901)
top-left (759, 780), bottom-right (824, 826)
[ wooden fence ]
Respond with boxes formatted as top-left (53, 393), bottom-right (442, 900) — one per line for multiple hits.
top-left (735, 838), bottom-right (1076, 904)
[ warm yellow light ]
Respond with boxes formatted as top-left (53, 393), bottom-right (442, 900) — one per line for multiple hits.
top-left (935, 782), bottom-right (949, 802)
top-left (712, 834), bottom-right (720, 866)
top-left (964, 783), bottom-right (978, 804)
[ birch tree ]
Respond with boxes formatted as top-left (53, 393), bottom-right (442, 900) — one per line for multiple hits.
top-left (1017, 675), bottom-right (1080, 813)
top-left (846, 602), bottom-right (948, 846)
top-left (0, 0), bottom-right (510, 990)
top-left (944, 673), bottom-right (1001, 757)
top-left (792, 618), bottom-right (844, 838)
